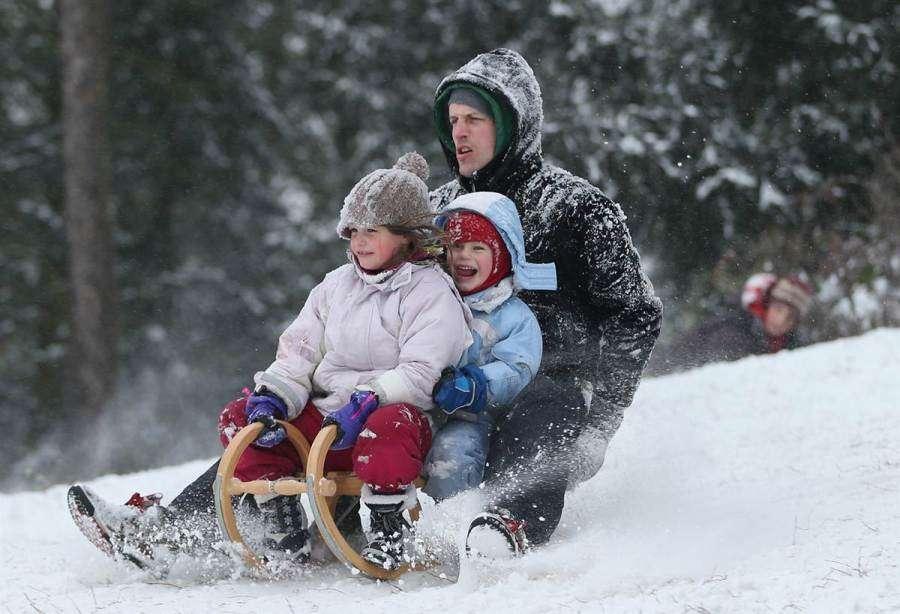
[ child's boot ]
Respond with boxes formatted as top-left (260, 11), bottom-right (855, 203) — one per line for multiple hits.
top-left (254, 493), bottom-right (311, 563)
top-left (361, 500), bottom-right (411, 570)
top-left (359, 484), bottom-right (418, 570)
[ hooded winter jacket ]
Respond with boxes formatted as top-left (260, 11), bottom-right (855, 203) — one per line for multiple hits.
top-left (254, 259), bottom-right (472, 419)
top-left (431, 49), bottom-right (663, 415)
top-left (437, 191), bottom-right (556, 408)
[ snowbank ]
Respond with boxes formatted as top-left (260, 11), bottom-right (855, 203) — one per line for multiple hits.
top-left (2, 329), bottom-right (898, 613)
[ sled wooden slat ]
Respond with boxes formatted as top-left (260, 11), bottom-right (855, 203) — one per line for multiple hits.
top-left (312, 473), bottom-right (365, 497)
top-left (213, 420), bottom-right (265, 567)
top-left (223, 474), bottom-right (365, 497)
top-left (227, 477), bottom-right (308, 496)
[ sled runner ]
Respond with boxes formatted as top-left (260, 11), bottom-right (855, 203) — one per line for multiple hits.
top-left (213, 419), bottom-right (427, 580)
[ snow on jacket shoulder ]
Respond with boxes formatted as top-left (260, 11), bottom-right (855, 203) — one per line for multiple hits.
top-left (254, 260), bottom-right (473, 419)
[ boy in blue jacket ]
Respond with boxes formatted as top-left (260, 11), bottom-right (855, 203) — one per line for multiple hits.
top-left (425, 191), bottom-right (556, 515)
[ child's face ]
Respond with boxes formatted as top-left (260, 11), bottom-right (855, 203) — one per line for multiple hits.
top-left (349, 226), bottom-right (410, 271)
top-left (764, 300), bottom-right (798, 337)
top-left (447, 240), bottom-right (493, 294)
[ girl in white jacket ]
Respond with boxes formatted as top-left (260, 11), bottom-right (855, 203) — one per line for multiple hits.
top-left (68, 153), bottom-right (472, 573)
top-left (221, 152), bottom-right (472, 569)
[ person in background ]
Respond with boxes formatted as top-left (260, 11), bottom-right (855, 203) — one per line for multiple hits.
top-left (650, 272), bottom-right (813, 375)
top-left (430, 48), bottom-right (663, 555)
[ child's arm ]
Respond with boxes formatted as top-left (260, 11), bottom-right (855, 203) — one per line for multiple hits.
top-left (253, 282), bottom-right (328, 419)
top-left (477, 300), bottom-right (542, 407)
top-left (366, 274), bottom-right (472, 410)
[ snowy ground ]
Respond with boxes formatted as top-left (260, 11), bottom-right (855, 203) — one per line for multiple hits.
top-left (2, 329), bottom-right (898, 613)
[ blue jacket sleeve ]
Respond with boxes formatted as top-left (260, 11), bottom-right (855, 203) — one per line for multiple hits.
top-left (477, 299), bottom-right (543, 407)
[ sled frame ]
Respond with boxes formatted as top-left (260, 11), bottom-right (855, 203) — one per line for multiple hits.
top-left (213, 420), bottom-right (424, 580)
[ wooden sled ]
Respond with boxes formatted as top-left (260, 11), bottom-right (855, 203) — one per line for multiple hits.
top-left (213, 420), bottom-right (425, 580)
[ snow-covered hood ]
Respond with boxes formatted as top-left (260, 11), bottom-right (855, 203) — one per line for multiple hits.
top-left (436, 191), bottom-right (556, 292)
top-left (434, 48), bottom-right (543, 184)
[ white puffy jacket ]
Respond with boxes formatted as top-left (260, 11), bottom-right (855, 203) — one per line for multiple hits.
top-left (254, 259), bottom-right (473, 419)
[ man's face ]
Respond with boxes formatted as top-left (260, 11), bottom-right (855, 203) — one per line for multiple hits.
top-left (764, 301), bottom-right (799, 337)
top-left (448, 102), bottom-right (496, 178)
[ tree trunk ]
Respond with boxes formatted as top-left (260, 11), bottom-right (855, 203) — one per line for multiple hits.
top-left (60, 0), bottom-right (117, 415)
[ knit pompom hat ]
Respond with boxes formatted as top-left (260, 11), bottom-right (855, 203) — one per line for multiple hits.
top-left (337, 152), bottom-right (433, 239)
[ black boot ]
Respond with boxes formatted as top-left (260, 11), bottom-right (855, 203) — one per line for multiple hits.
top-left (333, 495), bottom-right (363, 538)
top-left (255, 494), bottom-right (311, 563)
top-left (362, 501), bottom-right (411, 570)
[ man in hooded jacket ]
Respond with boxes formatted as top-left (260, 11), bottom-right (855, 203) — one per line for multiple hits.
top-left (431, 48), bottom-right (663, 550)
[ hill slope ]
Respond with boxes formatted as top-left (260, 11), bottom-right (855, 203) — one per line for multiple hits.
top-left (2, 329), bottom-right (898, 613)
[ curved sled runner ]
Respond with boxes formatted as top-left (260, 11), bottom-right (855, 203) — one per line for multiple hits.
top-left (213, 420), bottom-right (425, 580)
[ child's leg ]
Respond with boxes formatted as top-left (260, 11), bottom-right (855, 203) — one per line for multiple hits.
top-left (348, 403), bottom-right (431, 569)
top-left (215, 397), bottom-right (352, 562)
top-left (423, 414), bottom-right (493, 501)
top-left (351, 403), bottom-right (432, 493)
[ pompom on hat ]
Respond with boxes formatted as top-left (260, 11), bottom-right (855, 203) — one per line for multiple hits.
top-left (337, 152), bottom-right (433, 238)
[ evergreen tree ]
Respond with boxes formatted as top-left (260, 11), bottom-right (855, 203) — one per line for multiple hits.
top-left (0, 0), bottom-right (896, 487)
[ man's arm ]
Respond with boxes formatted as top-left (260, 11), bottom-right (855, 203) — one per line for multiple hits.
top-left (569, 192), bottom-right (663, 410)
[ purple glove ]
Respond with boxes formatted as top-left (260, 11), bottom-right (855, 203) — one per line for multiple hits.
top-left (245, 391), bottom-right (288, 448)
top-left (322, 390), bottom-right (379, 451)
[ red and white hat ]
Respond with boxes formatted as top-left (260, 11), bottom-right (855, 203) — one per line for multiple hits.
top-left (770, 276), bottom-right (813, 315)
top-left (444, 210), bottom-right (512, 295)
top-left (742, 272), bottom-right (813, 318)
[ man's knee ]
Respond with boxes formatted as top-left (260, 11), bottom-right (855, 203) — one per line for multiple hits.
top-left (510, 375), bottom-right (589, 425)
top-left (489, 375), bottom-right (588, 466)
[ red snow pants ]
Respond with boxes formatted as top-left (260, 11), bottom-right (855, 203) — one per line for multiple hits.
top-left (218, 396), bottom-right (432, 493)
